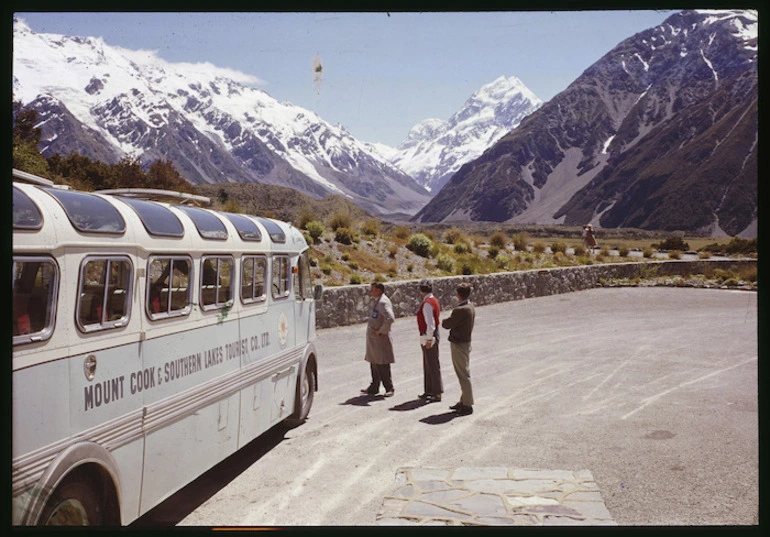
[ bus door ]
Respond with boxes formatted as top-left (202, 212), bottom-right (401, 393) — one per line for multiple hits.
top-left (293, 250), bottom-right (314, 346)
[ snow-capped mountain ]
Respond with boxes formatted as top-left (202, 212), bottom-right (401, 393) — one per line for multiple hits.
top-left (413, 10), bottom-right (757, 237)
top-left (387, 76), bottom-right (543, 193)
top-left (12, 19), bottom-right (431, 216)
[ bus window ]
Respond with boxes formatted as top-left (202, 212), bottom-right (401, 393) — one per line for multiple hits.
top-left (295, 251), bottom-right (312, 300)
top-left (200, 255), bottom-right (234, 309)
top-left (12, 256), bottom-right (59, 344)
top-left (77, 256), bottom-right (133, 332)
top-left (241, 255), bottom-right (267, 304)
top-left (147, 256), bottom-right (193, 318)
top-left (272, 256), bottom-right (291, 299)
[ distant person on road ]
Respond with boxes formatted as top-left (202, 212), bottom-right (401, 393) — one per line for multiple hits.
top-left (416, 280), bottom-right (442, 403)
top-left (361, 282), bottom-right (396, 397)
top-left (583, 224), bottom-right (597, 253)
top-left (442, 283), bottom-right (475, 416)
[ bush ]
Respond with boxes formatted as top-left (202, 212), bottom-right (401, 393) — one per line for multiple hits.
top-left (495, 254), bottom-right (510, 269)
top-left (454, 241), bottom-right (471, 254)
top-left (388, 245), bottom-right (399, 258)
top-left (349, 273), bottom-right (362, 285)
top-left (643, 247), bottom-right (654, 258)
top-left (573, 245), bottom-right (586, 257)
top-left (652, 237), bottom-right (689, 251)
top-left (360, 218), bottom-right (380, 238)
top-left (329, 212), bottom-right (352, 231)
top-left (618, 246), bottom-right (630, 257)
top-left (512, 233), bottom-right (529, 251)
top-left (335, 227), bottom-right (356, 245)
top-left (668, 250), bottom-right (682, 260)
top-left (551, 241), bottom-right (568, 254)
top-left (489, 232), bottom-right (508, 249)
top-left (407, 233), bottom-right (433, 258)
top-left (305, 221), bottom-right (325, 243)
top-left (393, 226), bottom-right (411, 240)
top-left (320, 264), bottom-right (332, 275)
top-left (443, 227), bottom-right (464, 244)
top-left (436, 253), bottom-right (455, 273)
top-left (341, 253), bottom-right (351, 262)
top-left (532, 241), bottom-right (546, 253)
top-left (488, 246), bottom-right (500, 259)
top-left (460, 263), bottom-right (475, 275)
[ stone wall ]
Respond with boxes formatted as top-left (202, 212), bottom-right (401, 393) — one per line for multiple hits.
top-left (315, 259), bottom-right (756, 329)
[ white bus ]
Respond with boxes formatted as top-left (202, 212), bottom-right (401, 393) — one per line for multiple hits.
top-left (11, 169), bottom-right (321, 525)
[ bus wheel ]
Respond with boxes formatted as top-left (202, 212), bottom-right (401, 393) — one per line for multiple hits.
top-left (39, 471), bottom-right (104, 526)
top-left (285, 362), bottom-right (315, 428)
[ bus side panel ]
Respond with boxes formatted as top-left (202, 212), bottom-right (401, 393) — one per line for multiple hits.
top-left (12, 360), bottom-right (70, 459)
top-left (138, 320), bottom-right (242, 515)
top-left (68, 342), bottom-right (145, 524)
top-left (237, 310), bottom-right (275, 449)
top-left (139, 392), bottom-right (240, 514)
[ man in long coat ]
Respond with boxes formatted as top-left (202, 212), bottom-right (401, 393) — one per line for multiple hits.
top-left (361, 282), bottom-right (396, 397)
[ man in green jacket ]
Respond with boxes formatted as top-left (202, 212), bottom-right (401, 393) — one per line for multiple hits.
top-left (441, 283), bottom-right (475, 415)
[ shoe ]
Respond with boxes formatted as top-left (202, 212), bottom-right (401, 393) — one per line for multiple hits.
top-left (384, 390), bottom-right (395, 397)
top-left (418, 393), bottom-right (430, 399)
top-left (361, 387), bottom-right (378, 395)
top-left (426, 394), bottom-right (442, 402)
top-left (449, 402), bottom-right (463, 410)
top-left (456, 405), bottom-right (473, 416)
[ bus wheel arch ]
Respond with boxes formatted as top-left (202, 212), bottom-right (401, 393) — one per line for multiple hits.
top-left (26, 442), bottom-right (122, 526)
top-left (285, 353), bottom-right (316, 427)
top-left (38, 463), bottom-right (120, 525)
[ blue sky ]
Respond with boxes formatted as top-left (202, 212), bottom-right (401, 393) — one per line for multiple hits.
top-left (16, 10), bottom-right (680, 147)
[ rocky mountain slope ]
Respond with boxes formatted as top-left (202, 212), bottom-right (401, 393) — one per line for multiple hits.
top-left (412, 10), bottom-right (757, 237)
top-left (12, 18), bottom-right (431, 217)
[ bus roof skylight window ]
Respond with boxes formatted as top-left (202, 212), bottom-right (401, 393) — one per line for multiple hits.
top-left (253, 217), bottom-right (286, 243)
top-left (43, 188), bottom-right (126, 234)
top-left (118, 197), bottom-right (185, 238)
top-left (174, 206), bottom-right (228, 240)
top-left (13, 187), bottom-right (43, 230)
top-left (224, 212), bottom-right (263, 241)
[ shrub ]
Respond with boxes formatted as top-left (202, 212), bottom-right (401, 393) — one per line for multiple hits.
top-left (348, 261), bottom-right (359, 270)
top-left (335, 227), bottom-right (356, 245)
top-left (495, 254), bottom-right (510, 269)
top-left (532, 241), bottom-right (546, 253)
top-left (668, 250), bottom-right (682, 260)
top-left (320, 264), bottom-right (332, 275)
top-left (360, 218), bottom-right (380, 238)
top-left (341, 252), bottom-right (351, 262)
top-left (436, 253), bottom-right (455, 273)
top-left (393, 226), bottom-right (411, 240)
top-left (387, 265), bottom-right (398, 278)
top-left (618, 246), bottom-right (630, 257)
top-left (349, 273), bottom-right (362, 285)
top-left (642, 247), bottom-right (654, 258)
top-left (454, 241), bottom-right (471, 254)
top-left (652, 236), bottom-right (689, 251)
top-left (443, 227), bottom-right (464, 244)
top-left (489, 232), bottom-right (508, 249)
top-left (488, 246), bottom-right (500, 259)
top-left (305, 220), bottom-right (325, 243)
top-left (407, 233), bottom-right (433, 258)
top-left (406, 263), bottom-right (414, 272)
top-left (329, 212), bottom-right (352, 231)
top-left (573, 245), bottom-right (587, 257)
top-left (551, 241), bottom-right (568, 254)
top-left (460, 263), bottom-right (474, 275)
top-left (698, 251), bottom-right (712, 259)
top-left (388, 245), bottom-right (399, 258)
top-left (512, 233), bottom-right (529, 251)
top-left (373, 273), bottom-right (386, 283)
top-left (296, 209), bottom-right (316, 230)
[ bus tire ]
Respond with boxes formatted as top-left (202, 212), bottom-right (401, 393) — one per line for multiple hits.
top-left (38, 469), bottom-right (106, 526)
top-left (284, 361), bottom-right (315, 428)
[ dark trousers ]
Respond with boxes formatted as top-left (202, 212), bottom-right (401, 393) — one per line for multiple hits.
top-left (368, 362), bottom-right (394, 392)
top-left (422, 343), bottom-right (443, 395)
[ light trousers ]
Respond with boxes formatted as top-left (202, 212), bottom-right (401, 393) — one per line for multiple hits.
top-left (450, 341), bottom-right (474, 406)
